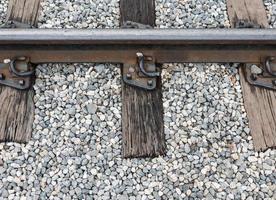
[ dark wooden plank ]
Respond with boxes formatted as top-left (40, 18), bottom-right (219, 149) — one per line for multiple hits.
top-left (120, 0), bottom-right (155, 26)
top-left (227, 0), bottom-right (276, 150)
top-left (120, 0), bottom-right (166, 157)
top-left (0, 0), bottom-right (41, 143)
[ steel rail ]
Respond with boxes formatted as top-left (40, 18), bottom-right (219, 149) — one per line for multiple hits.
top-left (0, 29), bottom-right (276, 64)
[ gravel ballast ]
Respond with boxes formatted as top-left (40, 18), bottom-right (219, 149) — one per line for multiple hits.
top-left (264, 0), bottom-right (276, 27)
top-left (0, 0), bottom-right (7, 25)
top-left (156, 0), bottom-right (230, 28)
top-left (0, 0), bottom-right (276, 199)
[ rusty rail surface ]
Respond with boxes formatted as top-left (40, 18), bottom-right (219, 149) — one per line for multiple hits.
top-left (0, 29), bottom-right (275, 64)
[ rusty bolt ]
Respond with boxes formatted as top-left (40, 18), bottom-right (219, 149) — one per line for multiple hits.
top-left (0, 73), bottom-right (4, 80)
top-left (147, 80), bottom-right (153, 86)
top-left (126, 73), bottom-right (132, 80)
top-left (19, 80), bottom-right (25, 86)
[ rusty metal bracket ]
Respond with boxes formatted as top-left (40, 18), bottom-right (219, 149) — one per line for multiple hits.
top-left (0, 21), bottom-right (35, 90)
top-left (236, 22), bottom-right (276, 90)
top-left (245, 57), bottom-right (276, 90)
top-left (120, 22), bottom-right (158, 90)
top-left (0, 56), bottom-right (35, 90)
top-left (123, 53), bottom-right (160, 90)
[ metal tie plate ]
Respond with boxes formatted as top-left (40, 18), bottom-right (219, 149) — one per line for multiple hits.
top-left (0, 57), bottom-right (35, 90)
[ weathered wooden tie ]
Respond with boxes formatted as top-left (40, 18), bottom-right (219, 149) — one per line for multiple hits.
top-left (227, 0), bottom-right (276, 150)
top-left (0, 0), bottom-right (41, 142)
top-left (120, 0), bottom-right (166, 158)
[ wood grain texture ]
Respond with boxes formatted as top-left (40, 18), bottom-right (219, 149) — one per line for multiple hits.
top-left (227, 0), bottom-right (269, 28)
top-left (0, 87), bottom-right (34, 142)
top-left (227, 0), bottom-right (276, 150)
top-left (120, 0), bottom-right (166, 158)
top-left (6, 0), bottom-right (41, 26)
top-left (239, 67), bottom-right (276, 150)
top-left (0, 0), bottom-right (41, 143)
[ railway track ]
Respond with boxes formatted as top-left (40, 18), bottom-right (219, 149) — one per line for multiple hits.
top-left (0, 29), bottom-right (276, 90)
top-left (0, 0), bottom-right (275, 199)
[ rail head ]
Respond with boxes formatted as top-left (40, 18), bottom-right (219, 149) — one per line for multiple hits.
top-left (0, 28), bottom-right (276, 45)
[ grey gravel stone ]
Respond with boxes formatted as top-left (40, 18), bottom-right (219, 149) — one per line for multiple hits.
top-left (86, 103), bottom-right (98, 114)
top-left (66, 107), bottom-right (76, 115)
top-left (250, 65), bottom-right (263, 74)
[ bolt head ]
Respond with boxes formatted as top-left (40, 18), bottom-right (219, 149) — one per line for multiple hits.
top-left (136, 52), bottom-right (143, 58)
top-left (19, 80), bottom-right (25, 86)
top-left (126, 73), bottom-right (132, 80)
top-left (147, 80), bottom-right (153, 86)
